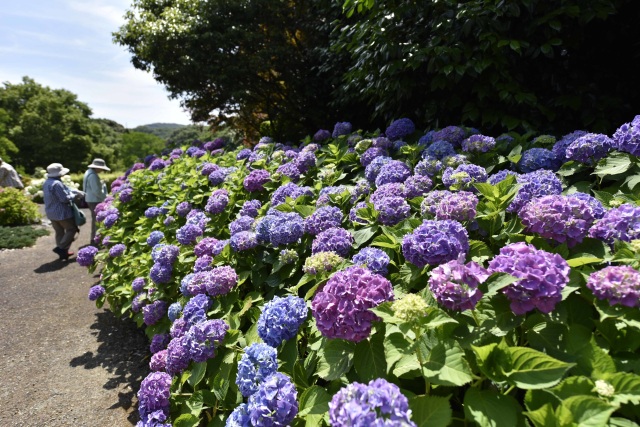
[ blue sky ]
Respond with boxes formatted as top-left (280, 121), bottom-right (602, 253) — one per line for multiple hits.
top-left (0, 0), bottom-right (193, 128)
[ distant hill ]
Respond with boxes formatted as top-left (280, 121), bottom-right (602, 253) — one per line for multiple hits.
top-left (133, 123), bottom-right (187, 140)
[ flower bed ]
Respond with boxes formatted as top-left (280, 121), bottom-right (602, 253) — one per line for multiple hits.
top-left (80, 118), bottom-right (640, 426)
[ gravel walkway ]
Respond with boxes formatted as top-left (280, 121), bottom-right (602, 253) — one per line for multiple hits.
top-left (0, 207), bottom-right (149, 426)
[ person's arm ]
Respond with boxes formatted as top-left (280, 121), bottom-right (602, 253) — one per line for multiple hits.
top-left (0, 166), bottom-right (7, 182)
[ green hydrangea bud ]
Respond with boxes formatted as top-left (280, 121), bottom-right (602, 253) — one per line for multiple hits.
top-left (279, 249), bottom-right (299, 265)
top-left (630, 239), bottom-right (640, 252)
top-left (594, 380), bottom-right (615, 398)
top-left (303, 251), bottom-right (344, 275)
top-left (392, 294), bottom-right (428, 322)
top-left (532, 135), bottom-right (557, 146)
top-left (271, 150), bottom-right (285, 163)
top-left (354, 139), bottom-right (373, 154)
top-left (609, 198), bottom-right (624, 207)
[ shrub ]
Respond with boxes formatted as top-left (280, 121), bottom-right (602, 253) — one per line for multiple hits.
top-left (0, 187), bottom-right (41, 226)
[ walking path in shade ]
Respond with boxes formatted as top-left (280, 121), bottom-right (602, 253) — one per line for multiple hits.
top-left (0, 207), bottom-right (149, 426)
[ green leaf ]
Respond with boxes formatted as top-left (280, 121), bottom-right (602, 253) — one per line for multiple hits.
top-left (556, 395), bottom-right (617, 427)
top-left (594, 152), bottom-right (633, 178)
top-left (605, 372), bottom-right (640, 405)
top-left (298, 385), bottom-right (331, 425)
top-left (469, 239), bottom-right (494, 263)
top-left (212, 351), bottom-right (235, 401)
top-left (384, 331), bottom-right (411, 373)
top-left (504, 346), bottom-right (574, 389)
top-left (472, 343), bottom-right (507, 383)
top-left (479, 273), bottom-right (519, 297)
top-left (409, 395), bottom-right (452, 427)
top-left (393, 353), bottom-right (422, 378)
top-left (566, 256), bottom-right (603, 267)
top-left (316, 339), bottom-right (356, 380)
top-left (354, 333), bottom-right (387, 382)
top-left (173, 414), bottom-right (200, 427)
top-left (464, 388), bottom-right (526, 427)
top-left (187, 361), bottom-right (207, 388)
top-left (186, 391), bottom-right (205, 417)
top-left (353, 225), bottom-right (379, 248)
top-left (525, 403), bottom-right (559, 427)
top-left (421, 341), bottom-right (474, 386)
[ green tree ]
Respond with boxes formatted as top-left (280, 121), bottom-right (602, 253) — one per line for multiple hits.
top-left (0, 109), bottom-right (19, 162)
top-left (0, 77), bottom-right (98, 173)
top-left (88, 118), bottom-right (127, 171)
top-left (120, 131), bottom-right (166, 166)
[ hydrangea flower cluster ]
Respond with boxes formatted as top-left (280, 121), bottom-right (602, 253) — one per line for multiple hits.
top-left (246, 373), bottom-right (298, 426)
top-left (585, 266), bottom-right (640, 308)
top-left (519, 148), bottom-right (562, 173)
top-left (257, 296), bottom-right (308, 348)
top-left (236, 343), bottom-right (279, 397)
top-left (167, 302), bottom-right (182, 323)
top-left (237, 148), bottom-right (251, 160)
top-left (194, 237), bottom-right (223, 258)
top-left (187, 266), bottom-right (238, 297)
top-left (462, 134), bottom-right (496, 152)
top-left (144, 207), bottom-right (165, 219)
top-left (488, 169), bottom-right (519, 185)
top-left (360, 147), bottom-right (389, 167)
top-left (88, 285), bottom-right (105, 301)
top-left (375, 160), bottom-right (411, 187)
top-left (109, 243), bottom-right (126, 257)
top-left (519, 195), bottom-right (596, 246)
top-left (303, 251), bottom-right (344, 275)
top-left (193, 255), bottom-right (213, 272)
top-left (316, 185), bottom-right (349, 207)
top-left (565, 133), bottom-right (613, 164)
top-left (186, 209), bottom-right (210, 230)
top-left (392, 294), bottom-right (428, 323)
top-left (349, 201), bottom-right (369, 225)
top-left (147, 231), bottom-right (165, 247)
top-left (270, 182), bottom-right (313, 207)
top-left (373, 196), bottom-right (411, 225)
top-left (150, 333), bottom-right (170, 354)
top-left (256, 211), bottom-right (304, 246)
top-left (118, 187), bottom-right (133, 203)
top-left (364, 156), bottom-right (392, 183)
top-left (230, 216), bottom-right (255, 236)
top-left (313, 129), bottom-right (331, 141)
top-left (370, 183), bottom-right (406, 204)
top-left (415, 157), bottom-right (444, 176)
top-left (567, 192), bottom-right (606, 219)
top-left (311, 227), bottom-right (354, 257)
top-left (239, 200), bottom-right (261, 218)
top-left (205, 189), bottom-right (229, 214)
top-left (243, 169), bottom-right (271, 192)
top-left (351, 179), bottom-right (371, 203)
top-left (294, 150), bottom-right (317, 173)
top-left (278, 249), bottom-right (299, 265)
top-left (311, 266), bottom-right (393, 342)
top-left (143, 300), bottom-right (168, 326)
top-left (186, 319), bottom-right (228, 363)
top-left (137, 372), bottom-right (172, 423)
top-left (304, 206), bottom-right (343, 235)
top-left (434, 191), bottom-right (479, 222)
top-left (352, 247), bottom-right (390, 276)
top-left (442, 164), bottom-right (488, 190)
top-left (552, 130), bottom-right (588, 160)
top-left (276, 162), bottom-right (301, 182)
top-left (329, 378), bottom-right (416, 426)
top-left (424, 140), bottom-right (456, 159)
top-left (488, 242), bottom-right (570, 315)
top-left (507, 169), bottom-right (563, 213)
top-left (230, 231), bottom-right (259, 252)
top-left (428, 259), bottom-right (490, 311)
top-left (612, 115), bottom-right (640, 156)
top-left (132, 277), bottom-right (146, 293)
top-left (181, 294), bottom-right (212, 326)
top-left (149, 350), bottom-right (168, 373)
top-left (589, 204), bottom-right (640, 245)
top-left (332, 121), bottom-right (352, 138)
top-left (402, 219), bottom-right (469, 267)
top-left (77, 246), bottom-right (98, 267)
top-left (385, 118), bottom-right (415, 141)
top-left (176, 223), bottom-right (203, 245)
top-left (404, 175), bottom-right (433, 198)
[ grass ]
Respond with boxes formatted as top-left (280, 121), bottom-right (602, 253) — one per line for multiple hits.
top-left (0, 225), bottom-right (50, 249)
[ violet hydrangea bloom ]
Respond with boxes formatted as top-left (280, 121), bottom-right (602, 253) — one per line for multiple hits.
top-left (182, 294), bottom-right (212, 325)
top-left (352, 247), bottom-right (390, 276)
top-left (304, 206), bottom-right (343, 235)
top-left (364, 156), bottom-right (392, 183)
top-left (552, 130), bottom-right (589, 160)
top-left (519, 195), bottom-right (596, 247)
top-left (316, 185), bottom-right (349, 207)
top-left (429, 259), bottom-right (490, 310)
top-left (149, 350), bottom-right (168, 373)
top-left (420, 190), bottom-right (452, 216)
top-left (404, 175), bottom-right (433, 198)
top-left (143, 300), bottom-right (168, 326)
top-left (257, 296), bottom-right (308, 348)
top-left (247, 373), bottom-right (298, 426)
top-left (360, 147), bottom-right (389, 167)
top-left (236, 343), bottom-right (279, 397)
top-left (329, 378), bottom-right (416, 427)
top-left (332, 121), bottom-right (352, 138)
top-left (205, 266), bottom-right (238, 297)
top-left (230, 216), bottom-right (255, 236)
top-left (424, 140), bottom-right (456, 159)
top-left (311, 266), bottom-right (393, 342)
top-left (77, 246), bottom-right (98, 267)
top-left (402, 219), bottom-right (469, 267)
top-left (414, 156), bottom-right (444, 176)
top-left (313, 129), bottom-right (331, 142)
top-left (375, 160), bottom-right (411, 187)
top-left (385, 118), bottom-right (415, 141)
top-left (612, 115), bottom-right (640, 156)
top-left (276, 162), bottom-right (301, 182)
top-left (230, 231), bottom-right (259, 252)
top-left (507, 169), bottom-right (563, 213)
top-left (350, 179), bottom-right (371, 203)
top-left (132, 277), bottom-right (146, 293)
top-left (441, 163), bottom-right (488, 191)
top-left (205, 188), bottom-right (229, 214)
top-left (137, 372), bottom-right (172, 420)
top-left (147, 231), bottom-right (164, 247)
top-left (586, 266), bottom-right (640, 308)
top-left (239, 200), bottom-right (262, 218)
top-left (434, 191), bottom-right (479, 222)
top-left (519, 148), bottom-right (562, 173)
top-left (243, 169), bottom-right (271, 192)
top-left (349, 201), bottom-right (369, 225)
top-left (488, 242), bottom-right (570, 315)
top-left (176, 201), bottom-right (192, 217)
top-left (200, 162), bottom-right (219, 177)
top-left (150, 333), bottom-right (170, 354)
top-left (565, 133), bottom-right (613, 164)
top-left (270, 182), bottom-right (314, 207)
top-left (462, 134), bottom-right (496, 153)
top-left (118, 187), bottom-right (133, 203)
top-left (186, 319), bottom-right (229, 362)
top-left (165, 335), bottom-right (191, 375)
top-left (88, 285), bottom-right (105, 301)
top-left (176, 223), bottom-right (203, 245)
top-left (193, 255), bottom-right (213, 273)
top-left (150, 263), bottom-right (173, 284)
top-left (432, 125), bottom-right (467, 147)
top-left (589, 204), bottom-right (640, 245)
top-left (311, 227), bottom-right (354, 258)
top-left (194, 237), bottom-right (221, 258)
top-left (109, 243), bottom-right (126, 257)
top-left (294, 150), bottom-right (317, 173)
top-left (237, 148), bottom-right (252, 160)
top-left (370, 183), bottom-right (406, 205)
top-left (373, 196), bottom-right (411, 226)
top-left (167, 302), bottom-right (182, 323)
top-left (132, 293), bottom-right (148, 313)
top-left (186, 209), bottom-right (210, 230)
top-left (488, 169), bottom-right (519, 185)
top-left (145, 207), bottom-right (165, 219)
top-left (227, 403), bottom-right (250, 426)
top-left (567, 192), bottom-right (606, 219)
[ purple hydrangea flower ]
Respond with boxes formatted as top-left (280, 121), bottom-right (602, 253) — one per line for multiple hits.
top-left (332, 122), bottom-right (352, 138)
top-left (312, 266), bottom-right (393, 342)
top-left (150, 262), bottom-right (173, 284)
top-left (567, 192), bottom-right (606, 219)
top-left (519, 148), bottom-right (562, 173)
top-left (239, 200), bottom-right (262, 218)
top-left (429, 259), bottom-right (490, 310)
top-left (77, 246), bottom-right (98, 267)
top-left (404, 175), bottom-right (433, 198)
top-left (132, 293), bottom-right (148, 313)
top-left (237, 148), bottom-right (252, 160)
top-left (375, 160), bottom-right (411, 187)
top-left (176, 202), bottom-right (192, 217)
top-left (168, 302), bottom-right (182, 323)
top-left (193, 255), bottom-right (213, 273)
top-left (552, 130), bottom-right (588, 160)
top-left (145, 207), bottom-right (165, 219)
top-left (132, 277), bottom-right (146, 293)
top-left (442, 163), bottom-right (488, 190)
top-left (316, 185), bottom-right (349, 207)
top-left (147, 231), bottom-right (165, 247)
top-left (418, 131), bottom-right (436, 146)
top-left (205, 189), bottom-right (229, 214)
top-left (352, 247), bottom-right (390, 276)
top-left (88, 285), bottom-right (105, 301)
top-left (186, 209), bottom-right (210, 230)
top-left (230, 216), bottom-right (255, 235)
top-left (149, 350), bottom-right (167, 373)
top-left (243, 169), bottom-right (271, 192)
top-left (176, 223), bottom-right (203, 245)
top-left (488, 242), bottom-right (570, 315)
top-left (434, 191), bottom-right (479, 222)
top-left (311, 227), bottom-right (354, 258)
top-left (270, 183), bottom-right (314, 207)
top-left (313, 129), bottom-right (331, 142)
top-left (462, 134), bottom-right (496, 153)
top-left (385, 118), bottom-right (415, 141)
top-left (247, 373), bottom-right (298, 426)
top-left (507, 170), bottom-right (563, 213)
top-left (236, 343), bottom-right (279, 397)
top-left (109, 243), bottom-right (126, 257)
top-left (432, 126), bottom-right (466, 147)
top-left (150, 333), bottom-right (170, 354)
top-left (402, 219), bottom-right (469, 267)
top-left (612, 115), bottom-right (640, 156)
top-left (589, 204), bottom-right (640, 245)
top-left (424, 191), bottom-right (455, 218)
top-left (488, 170), bottom-right (519, 185)
top-left (103, 213), bottom-right (119, 228)
top-left (370, 183), bottom-right (406, 205)
top-left (586, 266), bottom-right (640, 308)
top-left (257, 296), bottom-right (308, 348)
top-left (118, 187), bottom-right (133, 203)
top-left (143, 301), bottom-right (168, 326)
top-left (230, 231), bottom-right (259, 251)
top-left (199, 266), bottom-right (238, 297)
top-left (208, 169), bottom-right (228, 186)
top-left (414, 156), bottom-right (444, 176)
top-left (294, 150), bottom-right (317, 173)
top-left (373, 196), bottom-right (411, 226)
top-left (166, 335), bottom-right (191, 375)
top-left (194, 237), bottom-right (221, 258)
top-left (424, 140), bottom-right (457, 160)
top-left (519, 195), bottom-right (596, 247)
top-left (137, 372), bottom-right (172, 419)
top-left (276, 162), bottom-right (301, 182)
top-left (373, 136), bottom-right (393, 149)
top-left (329, 379), bottom-right (416, 427)
top-left (360, 147), bottom-right (389, 167)
top-left (566, 133), bottom-right (613, 164)
top-left (349, 201), bottom-right (369, 225)
top-left (364, 156), bottom-right (393, 183)
top-left (182, 294), bottom-right (211, 326)
top-left (304, 206), bottom-right (343, 235)
top-left (186, 319), bottom-right (228, 362)
top-left (200, 163), bottom-right (219, 176)
top-left (148, 159), bottom-right (166, 171)
top-left (350, 179), bottom-right (371, 203)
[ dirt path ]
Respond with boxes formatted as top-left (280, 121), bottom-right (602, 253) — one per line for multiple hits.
top-left (0, 208), bottom-right (149, 426)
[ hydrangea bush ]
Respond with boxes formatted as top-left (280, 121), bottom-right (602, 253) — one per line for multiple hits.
top-left (80, 119), bottom-right (640, 426)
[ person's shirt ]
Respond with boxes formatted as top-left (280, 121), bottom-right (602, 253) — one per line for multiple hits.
top-left (83, 168), bottom-right (107, 203)
top-left (0, 162), bottom-right (24, 189)
top-left (43, 177), bottom-right (73, 221)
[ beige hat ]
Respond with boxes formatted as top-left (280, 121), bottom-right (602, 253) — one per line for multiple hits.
top-left (47, 163), bottom-right (70, 178)
top-left (88, 158), bottom-right (111, 171)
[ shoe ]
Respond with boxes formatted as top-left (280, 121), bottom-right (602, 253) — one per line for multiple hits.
top-left (53, 247), bottom-right (72, 260)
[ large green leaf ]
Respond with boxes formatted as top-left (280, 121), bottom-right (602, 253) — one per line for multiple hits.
top-left (352, 225), bottom-right (379, 248)
top-left (173, 414), bottom-right (201, 427)
top-left (503, 346), bottom-right (574, 389)
top-left (606, 372), bottom-right (640, 405)
top-left (593, 152), bottom-right (633, 178)
top-left (316, 339), bottom-right (356, 381)
top-left (187, 361), bottom-right (207, 388)
top-left (421, 341), bottom-right (473, 386)
top-left (354, 333), bottom-right (387, 382)
top-left (556, 395), bottom-right (617, 427)
top-left (384, 331), bottom-right (411, 374)
top-left (464, 388), bottom-right (526, 427)
top-left (298, 385), bottom-right (331, 426)
top-left (525, 403), bottom-right (559, 427)
top-left (409, 395), bottom-right (452, 427)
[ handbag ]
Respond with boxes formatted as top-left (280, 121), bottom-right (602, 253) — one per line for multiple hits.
top-left (70, 200), bottom-right (87, 226)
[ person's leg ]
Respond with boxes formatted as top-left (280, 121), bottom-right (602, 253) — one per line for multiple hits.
top-left (87, 202), bottom-right (98, 244)
top-left (58, 218), bottom-right (78, 251)
top-left (50, 219), bottom-right (65, 248)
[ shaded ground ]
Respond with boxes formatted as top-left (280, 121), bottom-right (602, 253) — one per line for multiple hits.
top-left (0, 207), bottom-right (149, 426)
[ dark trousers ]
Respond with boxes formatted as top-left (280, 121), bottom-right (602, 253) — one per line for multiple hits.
top-left (87, 202), bottom-right (99, 244)
top-left (50, 217), bottom-right (77, 250)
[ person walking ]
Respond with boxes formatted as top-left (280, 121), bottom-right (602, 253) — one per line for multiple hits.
top-left (0, 157), bottom-right (24, 189)
top-left (83, 158), bottom-right (110, 245)
top-left (43, 163), bottom-right (77, 260)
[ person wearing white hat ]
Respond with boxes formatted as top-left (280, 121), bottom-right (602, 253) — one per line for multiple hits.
top-left (83, 158), bottom-right (110, 245)
top-left (43, 163), bottom-right (76, 260)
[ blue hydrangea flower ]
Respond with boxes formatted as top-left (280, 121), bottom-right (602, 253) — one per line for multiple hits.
top-left (205, 189), bottom-right (229, 214)
top-left (375, 160), bottom-right (411, 187)
top-left (167, 302), bottom-right (182, 323)
top-left (313, 129), bottom-right (331, 142)
top-left (186, 319), bottom-right (229, 362)
top-left (276, 162), bottom-right (302, 182)
top-left (441, 164), bottom-right (488, 191)
top-left (147, 231), bottom-right (164, 247)
top-left (402, 219), bottom-right (469, 267)
top-left (304, 206), bottom-right (343, 235)
top-left (364, 156), bottom-right (393, 183)
top-left (182, 294), bottom-right (211, 326)
top-left (150, 262), bottom-right (173, 284)
top-left (565, 133), bottom-right (613, 164)
top-left (432, 126), bottom-right (466, 147)
top-left (193, 255), bottom-right (213, 273)
top-left (240, 200), bottom-right (262, 218)
top-left (270, 183), bottom-right (314, 207)
top-left (176, 223), bottom-right (203, 245)
top-left (137, 372), bottom-right (172, 420)
top-left (488, 169), bottom-right (519, 185)
top-left (77, 246), bottom-right (98, 267)
top-left (230, 216), bottom-right (255, 235)
top-left (612, 115), bottom-right (640, 156)
top-left (349, 201), bottom-right (369, 225)
top-left (507, 170), bottom-right (563, 213)
top-left (373, 196), bottom-right (411, 226)
top-left (294, 151), bottom-right (317, 173)
top-left (230, 231), bottom-right (259, 252)
top-left (404, 175), bottom-right (433, 198)
top-left (244, 169), bottom-right (271, 192)
top-left (109, 243), bottom-right (126, 257)
top-left (352, 247), bottom-right (390, 276)
top-left (414, 156), bottom-right (444, 176)
top-left (257, 296), bottom-right (308, 348)
top-left (332, 122), bottom-right (352, 138)
top-left (143, 300), bottom-right (168, 326)
top-left (567, 192), bottom-right (606, 219)
top-left (166, 335), bottom-right (191, 375)
top-left (552, 130), bottom-right (588, 160)
top-left (237, 148), bottom-right (252, 160)
top-left (370, 183), bottom-right (406, 205)
top-left (519, 148), bottom-right (562, 173)
top-left (350, 179), bottom-right (371, 203)
top-left (424, 140), bottom-right (457, 160)
top-left (385, 118), bottom-right (415, 141)
top-left (226, 403), bottom-right (251, 427)
top-left (145, 207), bottom-right (165, 219)
top-left (150, 333), bottom-right (170, 354)
top-left (360, 147), bottom-right (389, 167)
top-left (151, 244), bottom-right (180, 265)
top-left (88, 285), bottom-right (105, 301)
top-left (316, 185), bottom-right (349, 207)
top-left (132, 277), bottom-right (146, 293)
top-left (462, 134), bottom-right (496, 152)
top-left (186, 209), bottom-right (210, 230)
top-left (247, 373), bottom-right (298, 426)
top-left (311, 227), bottom-right (354, 257)
top-left (589, 204), bottom-right (640, 245)
top-left (236, 343), bottom-right (279, 397)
